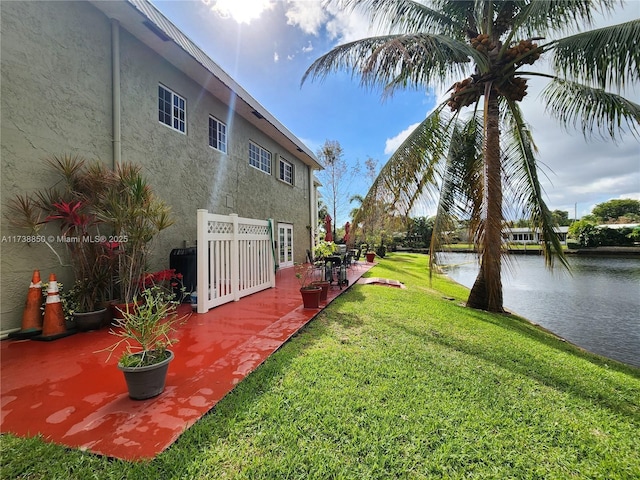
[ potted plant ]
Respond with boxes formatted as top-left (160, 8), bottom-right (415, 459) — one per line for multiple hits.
top-left (313, 240), bottom-right (337, 261)
top-left (140, 269), bottom-right (187, 308)
top-left (310, 241), bottom-right (335, 301)
top-left (295, 263), bottom-right (322, 309)
top-left (96, 163), bottom-right (175, 312)
top-left (65, 279), bottom-right (109, 331)
top-left (8, 155), bottom-right (117, 323)
top-left (310, 277), bottom-right (330, 302)
top-left (365, 250), bottom-right (376, 263)
top-left (102, 283), bottom-right (190, 400)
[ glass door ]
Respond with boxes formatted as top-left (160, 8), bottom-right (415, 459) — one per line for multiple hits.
top-left (278, 223), bottom-right (294, 268)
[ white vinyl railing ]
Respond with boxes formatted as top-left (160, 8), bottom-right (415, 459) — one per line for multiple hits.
top-left (196, 210), bottom-right (276, 313)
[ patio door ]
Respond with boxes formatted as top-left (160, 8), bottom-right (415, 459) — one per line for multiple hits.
top-left (278, 223), bottom-right (294, 268)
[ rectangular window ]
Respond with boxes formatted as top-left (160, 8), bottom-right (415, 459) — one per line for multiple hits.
top-left (209, 116), bottom-right (227, 153)
top-left (158, 84), bottom-right (186, 133)
top-left (249, 142), bottom-right (271, 174)
top-left (279, 157), bottom-right (293, 185)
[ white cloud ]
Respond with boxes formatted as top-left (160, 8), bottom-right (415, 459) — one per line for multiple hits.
top-left (285, 0), bottom-right (328, 35)
top-left (284, 0), bottom-right (374, 43)
top-left (385, 122), bottom-right (421, 155)
top-left (325, 5), bottom-right (373, 43)
top-left (274, 51), bottom-right (280, 62)
top-left (302, 41), bottom-right (314, 53)
top-left (204, 0), bottom-right (275, 24)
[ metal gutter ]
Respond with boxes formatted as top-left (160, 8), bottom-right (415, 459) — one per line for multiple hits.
top-left (112, 19), bottom-right (121, 167)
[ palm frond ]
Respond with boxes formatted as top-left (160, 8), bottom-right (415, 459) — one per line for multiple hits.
top-left (550, 19), bottom-right (640, 92)
top-left (378, 106), bottom-right (452, 213)
top-left (502, 100), bottom-right (569, 269)
top-left (333, 0), bottom-right (464, 38)
top-left (430, 113), bottom-right (484, 274)
top-left (541, 79), bottom-right (640, 141)
top-left (510, 0), bottom-right (619, 37)
top-left (302, 33), bottom-right (478, 92)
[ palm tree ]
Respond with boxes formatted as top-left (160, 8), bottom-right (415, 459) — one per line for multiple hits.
top-left (303, 0), bottom-right (639, 312)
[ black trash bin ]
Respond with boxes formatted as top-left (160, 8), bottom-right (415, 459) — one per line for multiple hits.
top-left (169, 247), bottom-right (197, 300)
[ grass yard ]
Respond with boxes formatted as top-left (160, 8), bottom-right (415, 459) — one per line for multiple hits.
top-left (2, 253), bottom-right (639, 479)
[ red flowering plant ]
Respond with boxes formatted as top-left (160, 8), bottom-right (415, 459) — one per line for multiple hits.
top-left (139, 269), bottom-right (186, 306)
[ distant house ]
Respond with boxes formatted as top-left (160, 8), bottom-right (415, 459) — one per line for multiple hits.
top-left (0, 0), bottom-right (321, 334)
top-left (504, 226), bottom-right (570, 245)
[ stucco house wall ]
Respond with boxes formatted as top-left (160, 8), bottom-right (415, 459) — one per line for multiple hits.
top-left (0, 0), bottom-right (320, 334)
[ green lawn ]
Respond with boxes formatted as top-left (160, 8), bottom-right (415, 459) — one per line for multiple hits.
top-left (2, 253), bottom-right (639, 479)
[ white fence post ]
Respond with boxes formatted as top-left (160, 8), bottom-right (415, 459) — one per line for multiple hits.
top-left (196, 209), bottom-right (208, 314)
top-left (268, 218), bottom-right (276, 288)
top-left (230, 214), bottom-right (240, 302)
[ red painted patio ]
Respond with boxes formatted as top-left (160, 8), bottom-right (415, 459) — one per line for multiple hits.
top-left (1, 263), bottom-right (372, 461)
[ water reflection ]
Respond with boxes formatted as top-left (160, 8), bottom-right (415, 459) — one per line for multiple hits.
top-left (439, 253), bottom-right (640, 368)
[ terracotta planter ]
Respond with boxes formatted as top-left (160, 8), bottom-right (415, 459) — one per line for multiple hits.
top-left (311, 281), bottom-right (330, 302)
top-left (365, 252), bottom-right (376, 263)
top-left (300, 286), bottom-right (322, 309)
top-left (74, 308), bottom-right (107, 331)
top-left (118, 349), bottom-right (174, 400)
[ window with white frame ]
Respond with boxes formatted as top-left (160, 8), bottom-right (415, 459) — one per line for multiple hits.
top-left (279, 156), bottom-right (294, 185)
top-left (249, 142), bottom-right (271, 174)
top-left (158, 84), bottom-right (186, 133)
top-left (209, 116), bottom-right (227, 153)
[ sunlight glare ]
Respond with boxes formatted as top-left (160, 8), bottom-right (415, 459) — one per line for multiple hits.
top-left (203, 0), bottom-right (275, 24)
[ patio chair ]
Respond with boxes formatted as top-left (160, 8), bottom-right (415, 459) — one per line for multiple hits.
top-left (306, 249), bottom-right (325, 279)
top-left (350, 248), bottom-right (363, 269)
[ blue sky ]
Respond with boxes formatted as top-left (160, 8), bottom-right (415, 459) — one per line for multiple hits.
top-left (151, 0), bottom-right (639, 225)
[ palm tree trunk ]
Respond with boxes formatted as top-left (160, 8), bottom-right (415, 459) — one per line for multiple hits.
top-left (467, 86), bottom-right (504, 313)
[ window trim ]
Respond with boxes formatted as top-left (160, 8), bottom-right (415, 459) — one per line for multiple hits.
top-left (158, 84), bottom-right (186, 134)
top-left (278, 156), bottom-right (294, 185)
top-left (208, 115), bottom-right (227, 153)
top-left (249, 141), bottom-right (272, 174)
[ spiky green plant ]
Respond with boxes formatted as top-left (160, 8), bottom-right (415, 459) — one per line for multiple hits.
top-left (95, 163), bottom-right (175, 303)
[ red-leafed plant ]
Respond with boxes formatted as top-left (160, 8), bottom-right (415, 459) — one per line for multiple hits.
top-left (7, 154), bottom-right (175, 309)
top-left (7, 155), bottom-right (117, 312)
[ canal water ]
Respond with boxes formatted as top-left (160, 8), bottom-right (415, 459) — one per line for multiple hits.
top-left (438, 253), bottom-right (640, 368)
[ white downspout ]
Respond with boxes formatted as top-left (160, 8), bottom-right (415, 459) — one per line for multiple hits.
top-left (308, 166), bottom-right (315, 251)
top-left (112, 19), bottom-right (121, 167)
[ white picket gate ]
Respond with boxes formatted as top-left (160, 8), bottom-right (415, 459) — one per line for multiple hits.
top-left (196, 210), bottom-right (276, 313)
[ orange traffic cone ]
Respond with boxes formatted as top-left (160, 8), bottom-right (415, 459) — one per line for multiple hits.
top-left (8, 270), bottom-right (44, 339)
top-left (21, 270), bottom-right (43, 333)
top-left (41, 273), bottom-right (67, 338)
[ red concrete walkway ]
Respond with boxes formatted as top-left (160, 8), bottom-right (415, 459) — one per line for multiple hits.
top-left (1, 263), bottom-right (372, 460)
